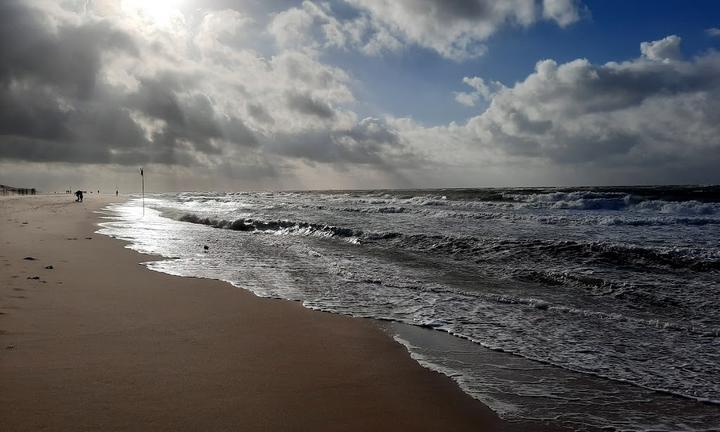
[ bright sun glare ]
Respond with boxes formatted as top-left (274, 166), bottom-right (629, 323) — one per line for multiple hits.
top-left (121, 0), bottom-right (185, 28)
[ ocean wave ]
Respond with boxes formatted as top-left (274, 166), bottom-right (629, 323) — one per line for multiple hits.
top-left (506, 190), bottom-right (631, 205)
top-left (100, 195), bottom-right (720, 428)
top-left (598, 216), bottom-right (720, 226)
top-left (339, 206), bottom-right (408, 214)
top-left (178, 213), bottom-right (362, 241)
top-left (371, 234), bottom-right (720, 272)
top-left (635, 200), bottom-right (718, 215)
top-left (439, 209), bottom-right (720, 226)
top-left (176, 212), bottom-right (720, 273)
top-left (503, 191), bottom-right (720, 214)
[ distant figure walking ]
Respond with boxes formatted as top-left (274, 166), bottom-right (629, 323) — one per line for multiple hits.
top-left (75, 190), bottom-right (83, 202)
top-left (116, 189), bottom-right (118, 197)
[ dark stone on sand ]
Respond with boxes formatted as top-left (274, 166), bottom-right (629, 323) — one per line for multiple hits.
top-left (85, 237), bottom-right (93, 240)
top-left (45, 265), bottom-right (54, 269)
top-left (27, 276), bottom-right (40, 280)
top-left (204, 245), bottom-right (209, 250)
top-left (23, 257), bottom-right (36, 260)
top-left (6, 345), bottom-right (15, 349)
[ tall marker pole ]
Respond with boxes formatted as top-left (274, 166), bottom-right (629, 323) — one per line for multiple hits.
top-left (141, 167), bottom-right (145, 217)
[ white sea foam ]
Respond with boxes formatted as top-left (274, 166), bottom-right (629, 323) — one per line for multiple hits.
top-left (97, 187), bottom-right (720, 431)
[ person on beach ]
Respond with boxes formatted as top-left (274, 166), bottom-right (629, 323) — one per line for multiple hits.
top-left (116, 189), bottom-right (118, 197)
top-left (75, 190), bottom-right (83, 202)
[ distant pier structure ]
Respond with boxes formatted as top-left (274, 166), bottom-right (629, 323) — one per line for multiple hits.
top-left (0, 184), bottom-right (37, 195)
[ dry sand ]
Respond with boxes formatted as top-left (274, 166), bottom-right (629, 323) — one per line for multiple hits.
top-left (0, 195), bottom-right (561, 431)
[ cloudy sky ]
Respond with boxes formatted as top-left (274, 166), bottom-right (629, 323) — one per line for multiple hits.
top-left (1, 0), bottom-right (719, 191)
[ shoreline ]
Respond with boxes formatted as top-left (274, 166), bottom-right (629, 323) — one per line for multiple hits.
top-left (0, 195), bottom-right (562, 431)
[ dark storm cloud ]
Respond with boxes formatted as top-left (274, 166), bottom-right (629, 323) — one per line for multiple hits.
top-left (0, 1), bottom-right (435, 182)
top-left (285, 91), bottom-right (335, 119)
top-left (0, 1), bottom-right (256, 167)
top-left (266, 117), bottom-right (421, 169)
top-left (246, 103), bottom-right (275, 125)
top-left (0, 1), bottom-right (137, 99)
top-left (401, 0), bottom-right (491, 22)
top-left (0, 85), bottom-right (73, 142)
top-left (128, 77), bottom-right (257, 155)
top-left (128, 74), bottom-right (188, 126)
top-left (0, 136), bottom-right (108, 164)
top-left (0, 1), bottom-right (149, 162)
top-left (0, 1), bottom-right (145, 163)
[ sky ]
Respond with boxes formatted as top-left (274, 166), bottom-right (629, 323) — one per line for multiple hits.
top-left (1, 0), bottom-right (719, 192)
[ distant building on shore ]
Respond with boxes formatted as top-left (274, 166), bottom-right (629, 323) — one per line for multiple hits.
top-left (0, 185), bottom-right (37, 195)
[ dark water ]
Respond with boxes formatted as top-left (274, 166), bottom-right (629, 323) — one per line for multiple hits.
top-left (98, 186), bottom-right (720, 431)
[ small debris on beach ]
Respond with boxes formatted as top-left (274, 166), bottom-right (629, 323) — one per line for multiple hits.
top-left (203, 245), bottom-right (209, 251)
top-left (23, 256), bottom-right (36, 260)
top-left (5, 345), bottom-right (15, 350)
top-left (45, 265), bottom-right (54, 269)
top-left (26, 276), bottom-right (40, 280)
top-left (85, 237), bottom-right (93, 240)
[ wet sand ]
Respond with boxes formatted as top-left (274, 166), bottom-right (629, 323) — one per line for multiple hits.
top-left (0, 195), bottom-right (561, 431)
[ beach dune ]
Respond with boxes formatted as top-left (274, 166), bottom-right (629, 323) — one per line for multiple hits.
top-left (0, 195), bottom-right (555, 431)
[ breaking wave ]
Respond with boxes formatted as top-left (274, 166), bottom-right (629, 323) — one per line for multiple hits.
top-left (99, 186), bottom-right (720, 431)
top-left (177, 212), bottom-right (720, 273)
top-left (179, 213), bottom-right (362, 241)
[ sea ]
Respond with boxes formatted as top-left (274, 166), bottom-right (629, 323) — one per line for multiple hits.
top-left (96, 186), bottom-right (720, 431)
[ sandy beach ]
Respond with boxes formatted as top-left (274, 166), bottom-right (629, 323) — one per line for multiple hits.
top-left (0, 195), bottom-right (560, 431)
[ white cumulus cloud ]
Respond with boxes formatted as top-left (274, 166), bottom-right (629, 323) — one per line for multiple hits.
top-left (271, 0), bottom-right (585, 61)
top-left (396, 36), bottom-right (720, 184)
top-left (640, 35), bottom-right (682, 62)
